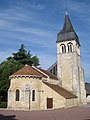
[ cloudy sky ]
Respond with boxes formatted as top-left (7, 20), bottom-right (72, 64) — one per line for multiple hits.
top-left (0, 0), bottom-right (90, 82)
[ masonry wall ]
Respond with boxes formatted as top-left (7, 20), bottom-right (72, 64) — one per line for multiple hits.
top-left (8, 76), bottom-right (61, 110)
top-left (41, 82), bottom-right (66, 109)
top-left (8, 77), bottom-right (42, 110)
top-left (57, 40), bottom-right (87, 105)
top-left (8, 76), bottom-right (79, 110)
top-left (65, 98), bottom-right (78, 108)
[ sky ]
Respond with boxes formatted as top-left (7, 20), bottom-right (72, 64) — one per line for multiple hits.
top-left (0, 0), bottom-right (90, 82)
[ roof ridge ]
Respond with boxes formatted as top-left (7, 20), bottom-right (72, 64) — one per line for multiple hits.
top-left (59, 14), bottom-right (75, 34)
top-left (10, 65), bottom-right (58, 80)
top-left (39, 68), bottom-right (58, 80)
top-left (10, 65), bottom-right (45, 78)
top-left (32, 66), bottom-right (49, 78)
top-left (40, 68), bottom-right (57, 77)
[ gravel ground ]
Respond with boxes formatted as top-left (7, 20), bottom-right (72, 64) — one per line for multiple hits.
top-left (0, 105), bottom-right (90, 120)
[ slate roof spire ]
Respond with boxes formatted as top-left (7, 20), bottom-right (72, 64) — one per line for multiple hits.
top-left (57, 12), bottom-right (80, 45)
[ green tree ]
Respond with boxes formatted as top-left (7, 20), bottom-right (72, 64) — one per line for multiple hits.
top-left (0, 58), bottom-right (23, 92)
top-left (0, 44), bottom-right (40, 102)
top-left (31, 56), bottom-right (40, 66)
top-left (13, 44), bottom-right (27, 61)
top-left (12, 44), bottom-right (40, 66)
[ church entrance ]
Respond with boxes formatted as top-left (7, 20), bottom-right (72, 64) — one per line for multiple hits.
top-left (47, 98), bottom-right (53, 109)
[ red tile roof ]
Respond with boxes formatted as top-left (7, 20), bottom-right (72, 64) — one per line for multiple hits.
top-left (39, 68), bottom-right (58, 80)
top-left (11, 65), bottom-right (47, 78)
top-left (43, 82), bottom-right (77, 99)
top-left (10, 65), bottom-right (58, 80)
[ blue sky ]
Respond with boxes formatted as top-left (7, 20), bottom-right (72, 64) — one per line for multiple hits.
top-left (0, 0), bottom-right (90, 82)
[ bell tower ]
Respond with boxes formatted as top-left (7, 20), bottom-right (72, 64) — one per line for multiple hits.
top-left (56, 12), bottom-right (86, 104)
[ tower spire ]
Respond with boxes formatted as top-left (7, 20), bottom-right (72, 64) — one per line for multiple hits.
top-left (56, 12), bottom-right (80, 45)
top-left (65, 0), bottom-right (68, 15)
top-left (66, 10), bottom-right (68, 15)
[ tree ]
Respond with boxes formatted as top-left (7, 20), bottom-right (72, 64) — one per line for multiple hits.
top-left (0, 44), bottom-right (40, 102)
top-left (12, 44), bottom-right (40, 66)
top-left (0, 58), bottom-right (23, 92)
top-left (13, 44), bottom-right (27, 61)
top-left (31, 56), bottom-right (40, 66)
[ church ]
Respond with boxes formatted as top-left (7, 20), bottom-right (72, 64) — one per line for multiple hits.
top-left (8, 12), bottom-right (86, 110)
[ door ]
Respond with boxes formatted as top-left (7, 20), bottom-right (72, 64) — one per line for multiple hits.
top-left (47, 98), bottom-right (53, 109)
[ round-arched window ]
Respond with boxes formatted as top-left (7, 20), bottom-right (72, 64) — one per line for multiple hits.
top-left (67, 43), bottom-right (73, 53)
top-left (60, 44), bottom-right (66, 54)
top-left (32, 90), bottom-right (35, 101)
top-left (15, 89), bottom-right (20, 101)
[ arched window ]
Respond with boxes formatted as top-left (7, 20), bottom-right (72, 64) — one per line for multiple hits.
top-left (32, 90), bottom-right (35, 101)
top-left (60, 44), bottom-right (66, 54)
top-left (67, 43), bottom-right (73, 53)
top-left (16, 89), bottom-right (20, 101)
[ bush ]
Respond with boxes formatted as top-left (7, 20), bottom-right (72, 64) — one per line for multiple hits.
top-left (0, 102), bottom-right (7, 108)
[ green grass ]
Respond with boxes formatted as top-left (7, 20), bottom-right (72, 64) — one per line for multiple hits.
top-left (0, 102), bottom-right (7, 108)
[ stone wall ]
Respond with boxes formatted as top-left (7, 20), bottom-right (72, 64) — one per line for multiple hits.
top-left (8, 76), bottom-right (79, 110)
top-left (41, 82), bottom-right (66, 109)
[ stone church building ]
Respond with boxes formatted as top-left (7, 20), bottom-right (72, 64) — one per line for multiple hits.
top-left (8, 13), bottom-right (86, 110)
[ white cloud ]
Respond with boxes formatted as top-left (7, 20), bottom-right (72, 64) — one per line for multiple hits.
top-left (0, 0), bottom-right (90, 82)
top-left (31, 4), bottom-right (45, 10)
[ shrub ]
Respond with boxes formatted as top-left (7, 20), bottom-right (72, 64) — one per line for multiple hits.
top-left (0, 102), bottom-right (7, 108)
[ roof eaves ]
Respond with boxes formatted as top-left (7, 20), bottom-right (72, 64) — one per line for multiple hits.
top-left (10, 75), bottom-right (42, 79)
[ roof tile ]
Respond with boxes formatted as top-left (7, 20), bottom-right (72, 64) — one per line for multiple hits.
top-left (10, 65), bottom-right (58, 80)
top-left (43, 82), bottom-right (77, 99)
top-left (11, 65), bottom-right (47, 78)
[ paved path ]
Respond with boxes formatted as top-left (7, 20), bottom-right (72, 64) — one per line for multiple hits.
top-left (0, 105), bottom-right (90, 120)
